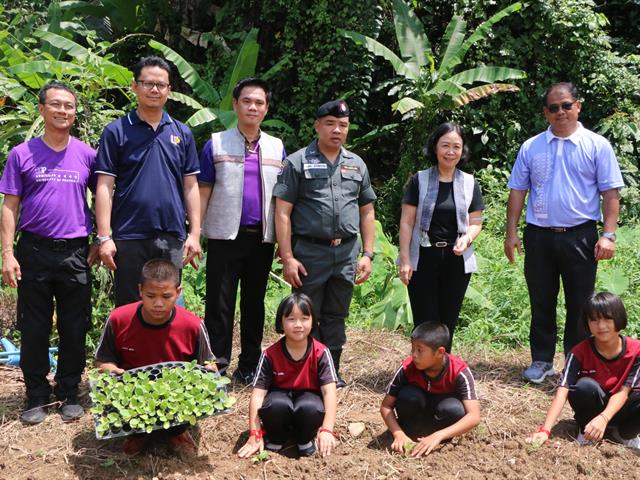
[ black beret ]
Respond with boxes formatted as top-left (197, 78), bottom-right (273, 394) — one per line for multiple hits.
top-left (316, 99), bottom-right (350, 119)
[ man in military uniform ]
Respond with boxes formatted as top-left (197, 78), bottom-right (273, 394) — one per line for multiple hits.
top-left (274, 100), bottom-right (376, 387)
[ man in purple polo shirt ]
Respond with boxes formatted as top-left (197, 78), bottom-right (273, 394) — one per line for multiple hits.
top-left (0, 81), bottom-right (97, 424)
top-left (198, 78), bottom-right (285, 383)
top-left (505, 82), bottom-right (624, 383)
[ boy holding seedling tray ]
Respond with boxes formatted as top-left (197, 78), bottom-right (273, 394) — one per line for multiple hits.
top-left (94, 259), bottom-right (220, 455)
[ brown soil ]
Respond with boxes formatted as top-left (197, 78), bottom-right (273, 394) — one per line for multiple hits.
top-left (1, 329), bottom-right (639, 480)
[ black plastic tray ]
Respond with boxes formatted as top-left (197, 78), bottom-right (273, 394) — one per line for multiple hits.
top-left (91, 361), bottom-right (229, 440)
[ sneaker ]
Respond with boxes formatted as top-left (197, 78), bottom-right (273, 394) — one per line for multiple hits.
top-left (21, 397), bottom-right (48, 425)
top-left (59, 396), bottom-right (84, 421)
top-left (123, 435), bottom-right (148, 455)
top-left (522, 361), bottom-right (555, 384)
top-left (264, 441), bottom-right (283, 452)
top-left (576, 431), bottom-right (592, 446)
top-left (621, 435), bottom-right (640, 449)
top-left (232, 368), bottom-right (255, 385)
top-left (336, 375), bottom-right (348, 389)
top-left (298, 441), bottom-right (316, 457)
top-left (610, 428), bottom-right (640, 449)
top-left (167, 431), bottom-right (197, 455)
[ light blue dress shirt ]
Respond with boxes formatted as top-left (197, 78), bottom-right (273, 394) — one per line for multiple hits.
top-left (507, 123), bottom-right (624, 227)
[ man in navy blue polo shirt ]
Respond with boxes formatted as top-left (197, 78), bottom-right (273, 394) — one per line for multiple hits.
top-left (95, 56), bottom-right (202, 306)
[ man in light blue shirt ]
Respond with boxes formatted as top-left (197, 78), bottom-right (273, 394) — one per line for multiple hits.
top-left (504, 82), bottom-right (624, 383)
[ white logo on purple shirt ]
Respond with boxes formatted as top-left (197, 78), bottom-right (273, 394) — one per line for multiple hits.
top-left (34, 167), bottom-right (80, 183)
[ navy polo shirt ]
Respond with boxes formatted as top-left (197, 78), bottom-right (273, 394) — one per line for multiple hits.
top-left (95, 110), bottom-right (199, 240)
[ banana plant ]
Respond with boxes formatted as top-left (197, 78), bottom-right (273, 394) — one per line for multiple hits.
top-left (0, 13), bottom-right (133, 148)
top-left (340, 0), bottom-right (526, 118)
top-left (149, 29), bottom-right (291, 134)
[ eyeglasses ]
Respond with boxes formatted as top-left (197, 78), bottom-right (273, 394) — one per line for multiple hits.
top-left (45, 102), bottom-right (76, 111)
top-left (546, 101), bottom-right (577, 113)
top-left (136, 80), bottom-right (170, 92)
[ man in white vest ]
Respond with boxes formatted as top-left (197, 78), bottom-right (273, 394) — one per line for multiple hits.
top-left (198, 78), bottom-right (285, 383)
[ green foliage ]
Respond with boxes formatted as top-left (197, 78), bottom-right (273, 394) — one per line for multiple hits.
top-left (455, 223), bottom-right (640, 351)
top-left (150, 29), bottom-right (291, 140)
top-left (450, 0), bottom-right (640, 223)
top-left (352, 221), bottom-right (412, 331)
top-left (340, 0), bottom-right (526, 119)
top-left (90, 362), bottom-right (235, 438)
top-left (0, 3), bottom-right (134, 161)
top-left (251, 450), bottom-right (269, 463)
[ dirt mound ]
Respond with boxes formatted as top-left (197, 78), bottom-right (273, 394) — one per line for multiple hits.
top-left (1, 329), bottom-right (638, 479)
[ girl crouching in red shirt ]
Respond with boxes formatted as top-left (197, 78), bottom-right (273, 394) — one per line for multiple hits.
top-left (237, 293), bottom-right (338, 458)
top-left (527, 292), bottom-right (640, 448)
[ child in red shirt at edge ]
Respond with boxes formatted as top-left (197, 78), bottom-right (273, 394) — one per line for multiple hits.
top-left (95, 259), bottom-right (217, 455)
top-left (381, 323), bottom-right (480, 457)
top-left (237, 293), bottom-right (338, 458)
top-left (527, 292), bottom-right (640, 448)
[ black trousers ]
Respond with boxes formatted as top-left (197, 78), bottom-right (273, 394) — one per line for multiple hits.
top-left (293, 236), bottom-right (360, 372)
top-left (16, 234), bottom-right (91, 400)
top-left (204, 231), bottom-right (274, 373)
top-left (113, 233), bottom-right (183, 307)
top-left (568, 377), bottom-right (640, 438)
top-left (258, 390), bottom-right (325, 445)
top-left (407, 246), bottom-right (471, 352)
top-left (395, 384), bottom-right (466, 439)
top-left (523, 222), bottom-right (598, 362)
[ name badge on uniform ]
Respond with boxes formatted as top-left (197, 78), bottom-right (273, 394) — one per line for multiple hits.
top-left (170, 135), bottom-right (181, 145)
top-left (341, 165), bottom-right (360, 173)
top-left (303, 163), bottom-right (328, 170)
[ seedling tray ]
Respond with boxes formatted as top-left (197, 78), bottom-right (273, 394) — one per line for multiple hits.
top-left (90, 361), bottom-right (233, 440)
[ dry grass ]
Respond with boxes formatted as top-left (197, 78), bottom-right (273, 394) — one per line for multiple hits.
top-left (1, 328), bottom-right (639, 480)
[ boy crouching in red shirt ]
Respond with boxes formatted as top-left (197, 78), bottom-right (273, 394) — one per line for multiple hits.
top-left (380, 323), bottom-right (480, 457)
top-left (95, 259), bottom-right (216, 455)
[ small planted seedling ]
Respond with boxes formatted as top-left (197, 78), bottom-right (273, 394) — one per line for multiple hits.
top-left (252, 450), bottom-right (270, 463)
top-left (90, 361), bottom-right (235, 439)
top-left (526, 438), bottom-right (543, 453)
top-left (404, 442), bottom-right (416, 454)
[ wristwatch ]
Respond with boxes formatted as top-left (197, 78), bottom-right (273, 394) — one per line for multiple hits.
top-left (601, 232), bottom-right (616, 242)
top-left (363, 251), bottom-right (375, 261)
top-left (95, 235), bottom-right (112, 245)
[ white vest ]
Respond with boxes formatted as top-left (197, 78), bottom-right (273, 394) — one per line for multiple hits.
top-left (203, 128), bottom-right (284, 243)
top-left (409, 167), bottom-right (478, 274)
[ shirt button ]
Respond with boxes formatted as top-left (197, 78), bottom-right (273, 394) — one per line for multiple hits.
top-left (334, 196), bottom-right (338, 201)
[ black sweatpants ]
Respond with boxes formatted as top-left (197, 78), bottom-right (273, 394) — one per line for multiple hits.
top-left (258, 390), bottom-right (325, 445)
top-left (204, 230), bottom-right (274, 373)
top-left (113, 233), bottom-right (183, 307)
top-left (395, 384), bottom-right (466, 439)
top-left (568, 376), bottom-right (640, 438)
top-left (407, 246), bottom-right (471, 352)
top-left (523, 222), bottom-right (598, 362)
top-left (16, 233), bottom-right (91, 400)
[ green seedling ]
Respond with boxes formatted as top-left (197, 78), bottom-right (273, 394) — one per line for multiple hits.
top-left (100, 458), bottom-right (116, 468)
top-left (404, 442), bottom-right (416, 454)
top-left (252, 450), bottom-right (270, 463)
top-left (526, 438), bottom-right (543, 453)
top-left (90, 361), bottom-right (234, 438)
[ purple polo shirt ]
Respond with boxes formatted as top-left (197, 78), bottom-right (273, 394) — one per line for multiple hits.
top-left (198, 138), bottom-right (262, 226)
top-left (0, 137), bottom-right (95, 239)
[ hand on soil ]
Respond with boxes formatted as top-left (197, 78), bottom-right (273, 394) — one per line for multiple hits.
top-left (317, 430), bottom-right (337, 457)
top-left (237, 436), bottom-right (263, 458)
top-left (412, 432), bottom-right (444, 457)
top-left (526, 431), bottom-right (548, 447)
top-left (583, 415), bottom-right (607, 441)
top-left (391, 431), bottom-right (413, 454)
